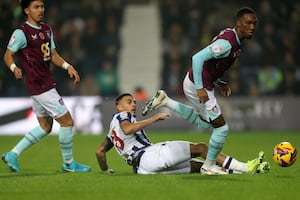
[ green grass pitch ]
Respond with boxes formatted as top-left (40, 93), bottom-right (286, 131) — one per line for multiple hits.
top-left (0, 131), bottom-right (299, 200)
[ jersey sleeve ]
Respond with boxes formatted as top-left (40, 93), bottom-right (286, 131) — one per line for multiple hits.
top-left (7, 29), bottom-right (27, 52)
top-left (50, 28), bottom-right (56, 49)
top-left (208, 39), bottom-right (232, 59)
top-left (192, 46), bottom-right (213, 89)
top-left (192, 39), bottom-right (232, 89)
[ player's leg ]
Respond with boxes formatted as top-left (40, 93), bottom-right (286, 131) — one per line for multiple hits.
top-left (138, 141), bottom-right (192, 174)
top-left (39, 88), bottom-right (90, 172)
top-left (202, 113), bottom-right (228, 174)
top-left (1, 99), bottom-right (52, 172)
top-left (54, 108), bottom-right (91, 172)
top-left (142, 90), bottom-right (211, 129)
top-left (221, 151), bottom-right (270, 174)
top-left (182, 75), bottom-right (226, 174)
top-left (191, 142), bottom-right (269, 174)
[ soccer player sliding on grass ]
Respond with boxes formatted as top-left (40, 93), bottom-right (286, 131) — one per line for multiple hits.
top-left (96, 93), bottom-right (270, 174)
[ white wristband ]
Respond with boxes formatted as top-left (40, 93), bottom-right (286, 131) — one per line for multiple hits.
top-left (10, 63), bottom-right (17, 72)
top-left (62, 62), bottom-right (70, 70)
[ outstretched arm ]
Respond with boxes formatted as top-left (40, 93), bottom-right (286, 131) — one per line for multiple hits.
top-left (121, 113), bottom-right (170, 135)
top-left (95, 138), bottom-right (114, 173)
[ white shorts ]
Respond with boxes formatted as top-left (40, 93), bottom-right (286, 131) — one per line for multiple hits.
top-left (31, 88), bottom-right (69, 119)
top-left (137, 141), bottom-right (192, 174)
top-left (183, 72), bottom-right (222, 122)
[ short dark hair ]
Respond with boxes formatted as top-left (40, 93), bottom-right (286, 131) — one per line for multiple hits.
top-left (20, 0), bottom-right (44, 16)
top-left (115, 93), bottom-right (132, 105)
top-left (236, 7), bottom-right (256, 20)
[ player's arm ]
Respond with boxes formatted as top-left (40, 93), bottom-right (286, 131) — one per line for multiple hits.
top-left (4, 29), bottom-right (26, 80)
top-left (95, 137), bottom-right (114, 173)
top-left (4, 49), bottom-right (23, 80)
top-left (120, 113), bottom-right (170, 135)
top-left (192, 39), bottom-right (232, 102)
top-left (50, 49), bottom-right (80, 84)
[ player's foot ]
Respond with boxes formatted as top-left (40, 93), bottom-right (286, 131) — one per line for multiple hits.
top-left (2, 152), bottom-right (20, 172)
top-left (62, 160), bottom-right (91, 172)
top-left (201, 165), bottom-right (227, 175)
top-left (142, 90), bottom-right (168, 116)
top-left (256, 161), bottom-right (270, 174)
top-left (246, 151), bottom-right (264, 174)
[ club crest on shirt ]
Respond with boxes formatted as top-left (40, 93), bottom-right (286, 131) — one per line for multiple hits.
top-left (39, 32), bottom-right (45, 40)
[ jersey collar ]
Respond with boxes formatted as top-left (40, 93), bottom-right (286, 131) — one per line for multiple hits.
top-left (232, 28), bottom-right (241, 45)
top-left (25, 21), bottom-right (42, 29)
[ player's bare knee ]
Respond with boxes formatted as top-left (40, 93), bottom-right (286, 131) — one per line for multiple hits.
top-left (40, 125), bottom-right (52, 134)
top-left (190, 142), bottom-right (207, 157)
top-left (55, 112), bottom-right (74, 127)
top-left (211, 115), bottom-right (226, 128)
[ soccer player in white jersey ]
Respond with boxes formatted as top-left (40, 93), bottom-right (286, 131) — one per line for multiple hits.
top-left (96, 93), bottom-right (270, 174)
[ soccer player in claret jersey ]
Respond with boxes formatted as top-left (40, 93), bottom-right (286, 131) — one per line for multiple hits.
top-left (143, 7), bottom-right (259, 175)
top-left (2, 0), bottom-right (91, 172)
top-left (95, 93), bottom-right (270, 175)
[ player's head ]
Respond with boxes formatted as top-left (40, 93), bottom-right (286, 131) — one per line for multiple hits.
top-left (115, 93), bottom-right (137, 116)
top-left (20, 0), bottom-right (44, 20)
top-left (235, 7), bottom-right (257, 40)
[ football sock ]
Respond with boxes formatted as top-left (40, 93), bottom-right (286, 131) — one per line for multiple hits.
top-left (205, 124), bottom-right (229, 166)
top-left (166, 98), bottom-right (211, 129)
top-left (12, 126), bottom-right (47, 155)
top-left (58, 126), bottom-right (73, 164)
top-left (223, 156), bottom-right (247, 173)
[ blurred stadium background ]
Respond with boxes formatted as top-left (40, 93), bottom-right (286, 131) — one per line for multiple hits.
top-left (0, 0), bottom-right (300, 133)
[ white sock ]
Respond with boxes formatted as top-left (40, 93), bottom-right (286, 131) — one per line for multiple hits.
top-left (223, 156), bottom-right (247, 173)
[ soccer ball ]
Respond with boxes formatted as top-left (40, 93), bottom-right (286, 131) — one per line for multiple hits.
top-left (273, 142), bottom-right (297, 167)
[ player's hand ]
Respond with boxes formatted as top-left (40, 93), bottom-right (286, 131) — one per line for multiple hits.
top-left (154, 113), bottom-right (170, 121)
top-left (219, 84), bottom-right (231, 96)
top-left (197, 88), bottom-right (208, 104)
top-left (67, 65), bottom-right (80, 84)
top-left (13, 67), bottom-right (23, 80)
top-left (102, 169), bottom-right (114, 174)
top-left (215, 80), bottom-right (231, 96)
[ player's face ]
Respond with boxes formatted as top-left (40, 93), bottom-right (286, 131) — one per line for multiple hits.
top-left (117, 96), bottom-right (137, 117)
top-left (236, 13), bottom-right (257, 40)
top-left (25, 0), bottom-right (45, 25)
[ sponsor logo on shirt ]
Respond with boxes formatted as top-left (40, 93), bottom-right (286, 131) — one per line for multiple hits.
top-left (31, 34), bottom-right (38, 40)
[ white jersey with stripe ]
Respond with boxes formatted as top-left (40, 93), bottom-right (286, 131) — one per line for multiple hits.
top-left (107, 111), bottom-right (152, 164)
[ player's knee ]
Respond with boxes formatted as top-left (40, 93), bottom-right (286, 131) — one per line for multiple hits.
top-left (191, 142), bottom-right (208, 158)
top-left (40, 124), bottom-right (52, 133)
top-left (56, 112), bottom-right (74, 127)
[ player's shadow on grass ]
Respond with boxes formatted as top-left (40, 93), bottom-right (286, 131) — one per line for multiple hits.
top-left (181, 175), bottom-right (249, 182)
top-left (0, 171), bottom-right (69, 178)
